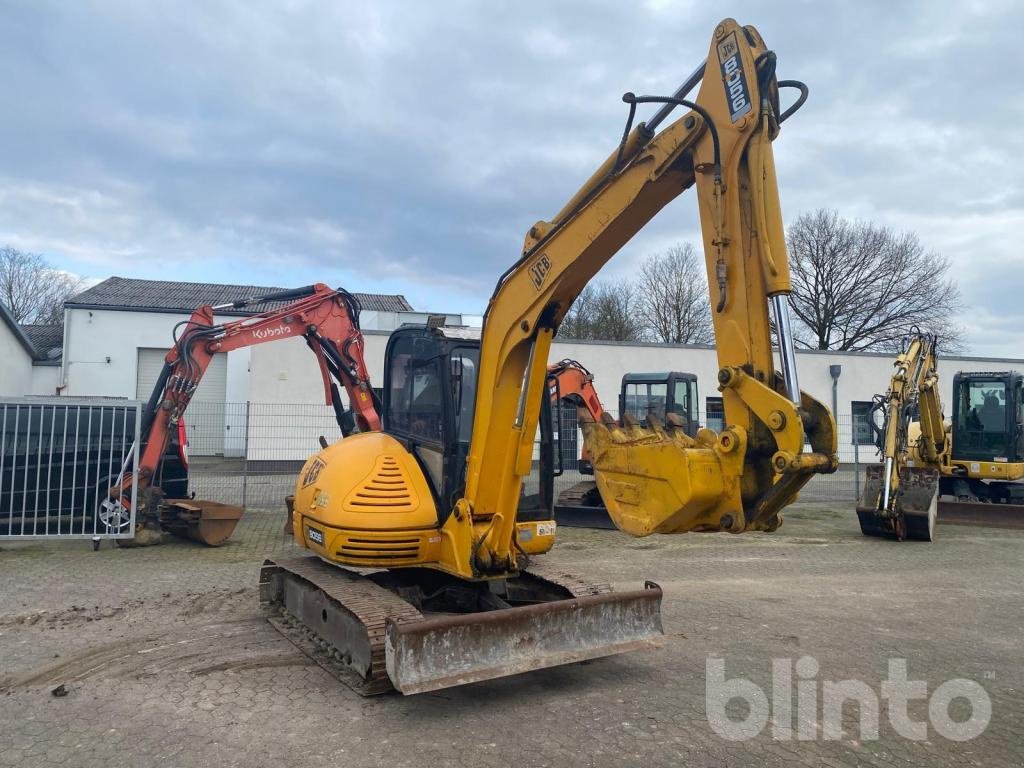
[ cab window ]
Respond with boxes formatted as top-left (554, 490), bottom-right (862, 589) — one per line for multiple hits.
top-left (624, 382), bottom-right (668, 423)
top-left (957, 379), bottom-right (1008, 455)
top-left (387, 335), bottom-right (444, 444)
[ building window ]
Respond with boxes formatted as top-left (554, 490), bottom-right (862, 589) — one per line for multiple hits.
top-left (706, 397), bottom-right (724, 432)
top-left (851, 401), bottom-right (875, 446)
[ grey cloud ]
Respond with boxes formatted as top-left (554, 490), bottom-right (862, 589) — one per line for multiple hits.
top-left (0, 1), bottom-right (1021, 353)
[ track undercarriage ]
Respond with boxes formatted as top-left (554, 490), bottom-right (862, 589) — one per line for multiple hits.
top-left (259, 556), bottom-right (663, 695)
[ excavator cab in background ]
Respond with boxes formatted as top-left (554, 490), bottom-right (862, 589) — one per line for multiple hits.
top-left (951, 372), bottom-right (1024, 472)
top-left (619, 372), bottom-right (699, 437)
top-left (945, 371), bottom-right (1024, 509)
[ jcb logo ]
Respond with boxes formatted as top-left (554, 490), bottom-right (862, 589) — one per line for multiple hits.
top-left (301, 458), bottom-right (325, 488)
top-left (529, 255), bottom-right (552, 290)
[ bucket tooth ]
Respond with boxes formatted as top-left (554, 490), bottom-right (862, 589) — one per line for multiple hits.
top-left (664, 414), bottom-right (697, 448)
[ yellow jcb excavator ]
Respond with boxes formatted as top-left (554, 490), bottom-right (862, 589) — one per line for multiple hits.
top-left (259, 18), bottom-right (838, 695)
top-left (857, 332), bottom-right (1024, 540)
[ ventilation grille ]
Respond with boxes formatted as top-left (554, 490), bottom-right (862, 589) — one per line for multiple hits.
top-left (343, 455), bottom-right (418, 513)
top-left (339, 536), bottom-right (421, 562)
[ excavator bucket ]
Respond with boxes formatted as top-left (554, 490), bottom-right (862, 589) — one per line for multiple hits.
top-left (579, 414), bottom-right (746, 535)
top-left (385, 584), bottom-right (664, 695)
top-left (161, 499), bottom-right (244, 546)
top-left (856, 465), bottom-right (938, 541)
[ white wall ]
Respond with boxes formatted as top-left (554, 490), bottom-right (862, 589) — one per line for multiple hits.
top-left (360, 311), bottom-right (464, 332)
top-left (0, 323), bottom-right (33, 396)
top-left (249, 328), bottom-right (1024, 415)
top-left (62, 307), bottom-right (250, 402)
top-left (244, 328), bottom-right (1024, 461)
top-left (248, 333), bottom-right (389, 405)
top-left (29, 364), bottom-right (61, 396)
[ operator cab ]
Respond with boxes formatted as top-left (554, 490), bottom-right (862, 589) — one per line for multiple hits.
top-left (382, 325), bottom-right (558, 524)
top-left (619, 372), bottom-right (699, 437)
top-left (951, 371), bottom-right (1024, 464)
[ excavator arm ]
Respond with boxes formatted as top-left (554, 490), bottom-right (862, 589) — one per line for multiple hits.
top-left (857, 332), bottom-right (947, 540)
top-left (111, 284), bottom-right (378, 534)
top-left (547, 359), bottom-right (605, 422)
top-left (465, 19), bottom-right (837, 570)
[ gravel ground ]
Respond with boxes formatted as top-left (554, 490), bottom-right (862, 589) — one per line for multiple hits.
top-left (0, 502), bottom-right (1021, 768)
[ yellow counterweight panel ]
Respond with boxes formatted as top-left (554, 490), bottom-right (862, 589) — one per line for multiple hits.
top-left (292, 432), bottom-right (441, 568)
top-left (289, 432), bottom-right (556, 575)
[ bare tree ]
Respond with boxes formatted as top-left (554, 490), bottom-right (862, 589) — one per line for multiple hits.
top-left (636, 244), bottom-right (714, 345)
top-left (560, 281), bottom-right (645, 342)
top-left (786, 210), bottom-right (963, 352)
top-left (0, 246), bottom-right (83, 324)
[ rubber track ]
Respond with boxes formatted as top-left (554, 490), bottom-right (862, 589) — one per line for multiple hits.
top-left (260, 555), bottom-right (616, 695)
top-left (260, 556), bottom-right (422, 695)
top-left (557, 481), bottom-right (600, 506)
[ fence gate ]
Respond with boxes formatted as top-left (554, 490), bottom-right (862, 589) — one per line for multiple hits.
top-left (0, 398), bottom-right (140, 541)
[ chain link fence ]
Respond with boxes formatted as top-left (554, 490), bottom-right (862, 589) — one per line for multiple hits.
top-left (183, 402), bottom-right (874, 512)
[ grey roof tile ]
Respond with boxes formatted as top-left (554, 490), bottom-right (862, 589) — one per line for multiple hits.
top-left (65, 277), bottom-right (414, 315)
top-left (18, 324), bottom-right (64, 359)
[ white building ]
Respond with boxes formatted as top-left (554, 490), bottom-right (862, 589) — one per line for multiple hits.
top-left (0, 302), bottom-right (62, 396)
top-left (54, 278), bottom-right (462, 455)
top-left (252, 330), bottom-right (1023, 461)
top-left (25, 276), bottom-right (1022, 463)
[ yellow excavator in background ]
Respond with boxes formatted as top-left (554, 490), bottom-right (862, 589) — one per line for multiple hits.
top-left (260, 18), bottom-right (838, 695)
top-left (857, 332), bottom-right (1024, 540)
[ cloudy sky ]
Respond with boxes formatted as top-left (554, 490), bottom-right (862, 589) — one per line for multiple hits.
top-left (1, 1), bottom-right (1021, 355)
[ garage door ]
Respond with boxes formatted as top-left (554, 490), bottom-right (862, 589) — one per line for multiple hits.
top-left (136, 348), bottom-right (227, 456)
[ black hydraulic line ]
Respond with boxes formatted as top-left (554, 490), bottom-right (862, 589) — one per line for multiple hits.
top-left (777, 80), bottom-right (808, 124)
top-left (329, 382), bottom-right (351, 436)
top-left (221, 285), bottom-right (318, 309)
top-left (139, 361), bottom-right (174, 444)
top-left (622, 93), bottom-right (721, 179)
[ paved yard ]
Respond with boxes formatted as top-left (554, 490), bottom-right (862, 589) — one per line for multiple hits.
top-left (0, 503), bottom-right (1021, 767)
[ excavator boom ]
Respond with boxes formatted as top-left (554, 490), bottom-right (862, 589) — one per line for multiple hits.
top-left (269, 19), bottom-right (837, 695)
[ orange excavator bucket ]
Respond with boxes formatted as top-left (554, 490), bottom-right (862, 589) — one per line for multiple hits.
top-left (161, 499), bottom-right (244, 546)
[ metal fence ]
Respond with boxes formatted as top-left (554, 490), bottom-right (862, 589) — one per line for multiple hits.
top-left (0, 398), bottom-right (139, 540)
top-left (183, 402), bottom-right (876, 512)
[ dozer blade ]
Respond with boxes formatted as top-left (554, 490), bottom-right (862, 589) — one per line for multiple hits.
top-left (856, 465), bottom-right (938, 541)
top-left (261, 556), bottom-right (664, 696)
top-left (161, 499), bottom-right (244, 546)
top-left (937, 500), bottom-right (1024, 530)
top-left (385, 583), bottom-right (663, 695)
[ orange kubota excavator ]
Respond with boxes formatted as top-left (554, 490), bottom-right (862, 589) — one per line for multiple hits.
top-left (105, 284), bottom-right (380, 546)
